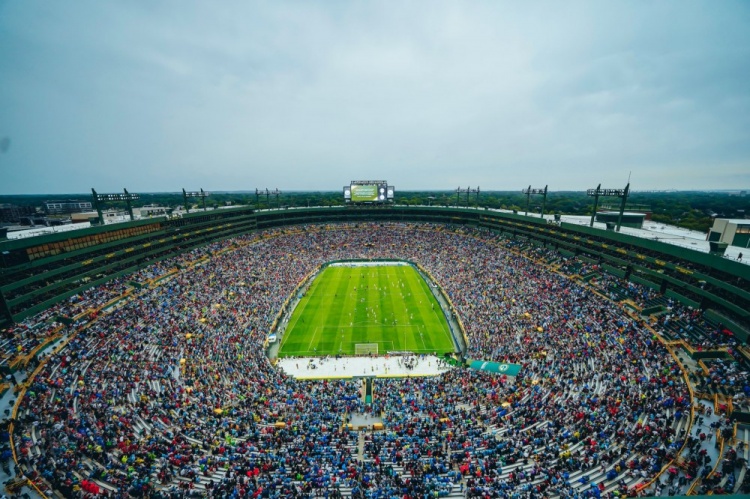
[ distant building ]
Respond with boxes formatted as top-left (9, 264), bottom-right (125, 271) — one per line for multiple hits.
top-left (136, 205), bottom-right (170, 218)
top-left (19, 216), bottom-right (57, 227)
top-left (708, 219), bottom-right (750, 248)
top-left (44, 200), bottom-right (93, 214)
top-left (600, 203), bottom-right (652, 221)
top-left (70, 209), bottom-right (128, 224)
top-left (0, 204), bottom-right (36, 223)
top-left (595, 211), bottom-right (646, 229)
top-left (70, 211), bottom-right (100, 224)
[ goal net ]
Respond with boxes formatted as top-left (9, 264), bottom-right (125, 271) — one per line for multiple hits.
top-left (355, 343), bottom-right (379, 355)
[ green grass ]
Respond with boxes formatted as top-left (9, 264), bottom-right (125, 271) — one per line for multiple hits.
top-left (277, 264), bottom-right (455, 357)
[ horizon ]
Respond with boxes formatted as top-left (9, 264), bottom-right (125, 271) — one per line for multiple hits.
top-left (1, 187), bottom-right (749, 198)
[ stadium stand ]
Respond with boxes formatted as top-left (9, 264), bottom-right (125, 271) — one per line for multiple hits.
top-left (0, 207), bottom-right (749, 498)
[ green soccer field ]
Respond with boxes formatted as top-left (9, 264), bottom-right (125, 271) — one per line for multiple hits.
top-left (277, 263), bottom-right (456, 357)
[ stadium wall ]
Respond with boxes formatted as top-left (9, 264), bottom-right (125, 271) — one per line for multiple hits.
top-left (1, 206), bottom-right (748, 338)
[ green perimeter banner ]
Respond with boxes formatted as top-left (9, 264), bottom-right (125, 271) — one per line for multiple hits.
top-left (467, 360), bottom-right (522, 376)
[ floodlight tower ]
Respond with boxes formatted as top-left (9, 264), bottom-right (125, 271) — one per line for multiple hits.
top-left (91, 188), bottom-right (140, 223)
top-left (182, 188), bottom-right (209, 213)
top-left (465, 187), bottom-right (480, 207)
top-left (586, 182), bottom-right (630, 231)
top-left (92, 188), bottom-right (103, 222)
top-left (455, 187), bottom-right (470, 207)
top-left (123, 189), bottom-right (134, 220)
top-left (587, 184), bottom-right (602, 227)
top-left (270, 188), bottom-right (281, 208)
top-left (521, 185), bottom-right (548, 217)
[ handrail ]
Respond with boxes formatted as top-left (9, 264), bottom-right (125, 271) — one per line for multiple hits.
top-left (697, 359), bottom-right (710, 376)
top-left (622, 298), bottom-right (643, 313)
top-left (687, 475), bottom-right (701, 496)
top-left (147, 268), bottom-right (179, 287)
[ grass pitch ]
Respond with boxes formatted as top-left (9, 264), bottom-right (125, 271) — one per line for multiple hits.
top-left (277, 264), bottom-right (455, 357)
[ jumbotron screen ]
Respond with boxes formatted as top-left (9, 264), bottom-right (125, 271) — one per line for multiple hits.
top-left (344, 181), bottom-right (394, 203)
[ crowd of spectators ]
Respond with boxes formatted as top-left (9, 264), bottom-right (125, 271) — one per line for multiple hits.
top-left (0, 245), bottom-right (225, 374)
top-left (1, 223), bottom-right (715, 498)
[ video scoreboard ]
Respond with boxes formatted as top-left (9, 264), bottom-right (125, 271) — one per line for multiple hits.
top-left (344, 181), bottom-right (394, 204)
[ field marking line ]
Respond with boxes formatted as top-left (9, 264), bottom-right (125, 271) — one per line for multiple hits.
top-left (412, 267), bottom-right (454, 350)
top-left (402, 267), bottom-right (433, 349)
top-left (281, 266), bottom-right (343, 354)
top-left (307, 326), bottom-right (320, 353)
top-left (279, 269), bottom-right (327, 353)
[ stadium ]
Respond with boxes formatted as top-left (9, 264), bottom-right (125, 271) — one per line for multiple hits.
top-left (1, 198), bottom-right (749, 499)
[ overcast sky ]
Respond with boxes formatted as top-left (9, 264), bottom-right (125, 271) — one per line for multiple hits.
top-left (0, 1), bottom-right (748, 194)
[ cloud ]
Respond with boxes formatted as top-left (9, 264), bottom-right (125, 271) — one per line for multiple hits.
top-left (0, 1), bottom-right (748, 193)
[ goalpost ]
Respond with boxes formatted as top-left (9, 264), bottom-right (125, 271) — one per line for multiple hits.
top-left (354, 343), bottom-right (379, 355)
